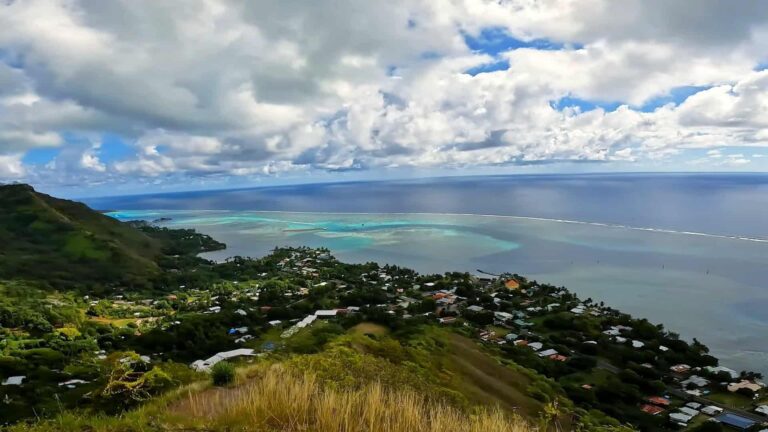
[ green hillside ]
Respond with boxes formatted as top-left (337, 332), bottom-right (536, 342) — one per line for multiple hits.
top-left (0, 184), bottom-right (163, 288)
top-left (0, 187), bottom-right (762, 432)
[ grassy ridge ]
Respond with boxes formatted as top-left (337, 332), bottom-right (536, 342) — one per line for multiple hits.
top-left (179, 364), bottom-right (530, 432)
top-left (7, 341), bottom-right (534, 432)
top-left (0, 184), bottom-right (162, 287)
top-left (7, 369), bottom-right (532, 432)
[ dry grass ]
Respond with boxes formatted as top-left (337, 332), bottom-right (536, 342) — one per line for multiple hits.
top-left (349, 322), bottom-right (390, 336)
top-left (177, 364), bottom-right (532, 432)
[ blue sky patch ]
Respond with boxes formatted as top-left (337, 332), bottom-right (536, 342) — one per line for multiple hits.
top-left (463, 27), bottom-right (576, 56)
top-left (465, 59), bottom-right (510, 76)
top-left (551, 96), bottom-right (622, 112)
top-left (99, 134), bottom-right (135, 163)
top-left (637, 86), bottom-right (710, 112)
top-left (22, 147), bottom-right (60, 165)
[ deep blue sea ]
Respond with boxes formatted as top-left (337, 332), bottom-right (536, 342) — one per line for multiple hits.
top-left (85, 173), bottom-right (768, 375)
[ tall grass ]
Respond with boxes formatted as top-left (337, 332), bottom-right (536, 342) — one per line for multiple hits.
top-left (180, 364), bottom-right (532, 432)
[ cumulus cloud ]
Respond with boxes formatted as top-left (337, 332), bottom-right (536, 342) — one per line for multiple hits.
top-left (0, 154), bottom-right (25, 179)
top-left (1, 0), bottom-right (767, 189)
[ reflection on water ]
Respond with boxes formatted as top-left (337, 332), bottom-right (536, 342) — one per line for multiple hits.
top-left (109, 209), bottom-right (768, 375)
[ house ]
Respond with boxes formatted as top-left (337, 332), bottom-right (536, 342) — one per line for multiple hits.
top-left (685, 402), bottom-right (703, 410)
top-left (296, 315), bottom-right (317, 328)
top-left (549, 354), bottom-right (568, 362)
top-left (504, 279), bottom-right (520, 290)
top-left (705, 366), bottom-right (739, 380)
top-left (528, 342), bottom-right (543, 351)
top-left (2, 376), bottom-right (25, 386)
top-left (631, 340), bottom-right (645, 348)
top-left (466, 305), bottom-right (484, 313)
top-left (439, 317), bottom-right (457, 324)
top-left (681, 375), bottom-right (709, 388)
top-left (504, 333), bottom-right (519, 341)
top-left (570, 306), bottom-right (585, 315)
top-left (640, 404), bottom-right (665, 415)
top-left (494, 311), bottom-right (514, 321)
top-left (315, 310), bottom-right (338, 318)
top-left (669, 412), bottom-right (693, 425)
top-left (268, 320), bottom-right (282, 326)
top-left (700, 405), bottom-right (723, 416)
top-left (235, 309), bottom-right (247, 316)
top-left (513, 319), bottom-right (533, 328)
top-left (714, 413), bottom-right (756, 430)
top-left (646, 396), bottom-right (670, 407)
top-left (678, 407), bottom-right (699, 417)
top-left (191, 348), bottom-right (256, 372)
top-left (755, 405), bottom-right (768, 416)
top-left (58, 379), bottom-right (89, 389)
top-left (670, 364), bottom-right (691, 374)
top-left (538, 349), bottom-right (558, 357)
top-left (727, 380), bottom-right (763, 393)
top-left (235, 335), bottom-right (253, 344)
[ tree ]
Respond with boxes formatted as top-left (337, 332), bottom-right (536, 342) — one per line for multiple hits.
top-left (211, 361), bottom-right (236, 386)
top-left (100, 352), bottom-right (173, 404)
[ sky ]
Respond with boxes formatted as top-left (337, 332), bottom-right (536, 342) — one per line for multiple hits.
top-left (2, 0), bottom-right (768, 196)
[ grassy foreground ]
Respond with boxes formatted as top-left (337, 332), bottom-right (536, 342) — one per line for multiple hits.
top-left (8, 363), bottom-right (532, 432)
top-left (180, 364), bottom-right (530, 432)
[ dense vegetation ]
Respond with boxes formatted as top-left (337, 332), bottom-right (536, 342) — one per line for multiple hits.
top-left (0, 185), bottom-right (765, 431)
top-left (0, 184), bottom-right (161, 288)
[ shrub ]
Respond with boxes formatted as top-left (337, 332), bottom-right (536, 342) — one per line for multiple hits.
top-left (211, 361), bottom-right (235, 386)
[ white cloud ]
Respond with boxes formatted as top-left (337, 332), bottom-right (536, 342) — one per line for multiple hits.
top-left (0, 154), bottom-right (25, 179)
top-left (1, 0), bottom-right (767, 189)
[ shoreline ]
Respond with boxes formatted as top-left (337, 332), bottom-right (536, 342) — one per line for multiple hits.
top-left (131, 209), bottom-right (768, 244)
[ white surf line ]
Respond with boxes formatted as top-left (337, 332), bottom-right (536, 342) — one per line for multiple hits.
top-left (169, 209), bottom-right (768, 244)
top-left (136, 208), bottom-right (768, 244)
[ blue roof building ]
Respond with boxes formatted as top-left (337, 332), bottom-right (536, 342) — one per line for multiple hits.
top-left (715, 413), bottom-right (756, 430)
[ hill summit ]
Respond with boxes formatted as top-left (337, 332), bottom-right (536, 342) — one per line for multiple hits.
top-left (0, 183), bottom-right (163, 287)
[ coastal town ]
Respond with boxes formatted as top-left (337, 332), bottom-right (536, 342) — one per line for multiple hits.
top-left (4, 245), bottom-right (765, 431)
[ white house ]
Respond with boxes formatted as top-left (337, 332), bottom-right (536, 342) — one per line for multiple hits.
top-left (681, 375), bottom-right (709, 388)
top-left (669, 412), bottom-right (693, 425)
top-left (700, 405), bottom-right (723, 416)
top-left (315, 310), bottom-right (338, 318)
top-left (190, 348), bottom-right (256, 372)
top-left (705, 366), bottom-right (739, 380)
top-left (2, 376), bottom-right (25, 386)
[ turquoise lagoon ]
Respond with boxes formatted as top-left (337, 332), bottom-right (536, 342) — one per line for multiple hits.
top-left (109, 209), bottom-right (768, 376)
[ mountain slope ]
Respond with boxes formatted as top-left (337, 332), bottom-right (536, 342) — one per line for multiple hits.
top-left (0, 184), bottom-right (162, 287)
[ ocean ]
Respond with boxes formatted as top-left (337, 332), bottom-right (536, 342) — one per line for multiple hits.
top-left (86, 173), bottom-right (768, 375)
